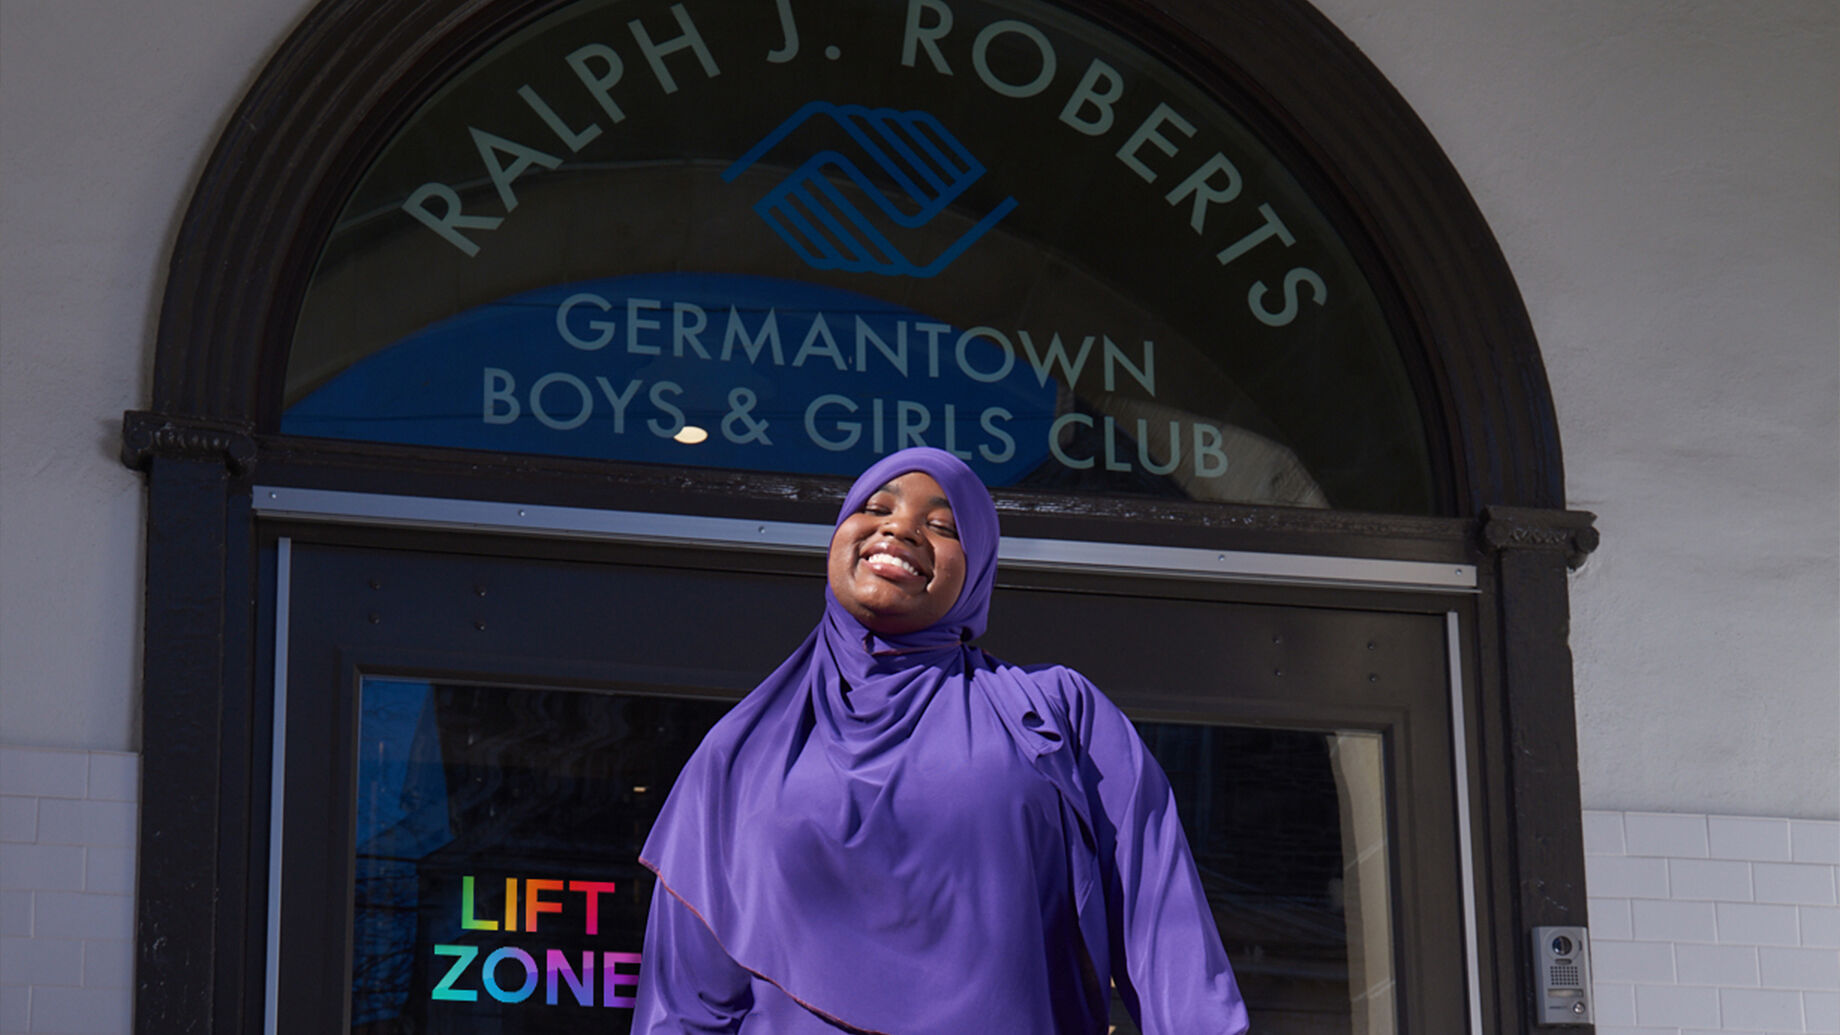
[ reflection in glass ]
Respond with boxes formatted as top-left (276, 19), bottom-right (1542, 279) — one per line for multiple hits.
top-left (1330, 732), bottom-right (1396, 1035)
top-left (351, 679), bottom-right (731, 1034)
top-left (1120, 725), bottom-right (1397, 1035)
top-left (351, 681), bottom-right (1394, 1033)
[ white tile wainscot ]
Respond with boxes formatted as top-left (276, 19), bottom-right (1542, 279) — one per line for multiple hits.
top-left (5, 762), bottom-right (1834, 1035)
top-left (1588, 810), bottom-right (1840, 1035)
top-left (0, 746), bottom-right (139, 1035)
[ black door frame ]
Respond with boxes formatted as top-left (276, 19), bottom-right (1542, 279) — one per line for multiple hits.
top-left (123, 0), bottom-right (1599, 1031)
top-left (126, 441), bottom-right (1594, 1034)
top-left (265, 515), bottom-right (1484, 1032)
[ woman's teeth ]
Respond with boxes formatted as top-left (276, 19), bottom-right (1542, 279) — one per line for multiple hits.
top-left (868, 553), bottom-right (920, 576)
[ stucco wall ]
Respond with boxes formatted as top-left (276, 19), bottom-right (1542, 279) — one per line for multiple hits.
top-left (1310, 1), bottom-right (1840, 818)
top-left (0, 0), bottom-right (309, 749)
top-left (1, 1), bottom-right (1835, 818)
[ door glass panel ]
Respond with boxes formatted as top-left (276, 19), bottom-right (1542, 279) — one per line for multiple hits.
top-left (350, 677), bottom-right (731, 1033)
top-left (351, 678), bottom-right (1394, 1033)
top-left (1115, 724), bottom-right (1396, 1035)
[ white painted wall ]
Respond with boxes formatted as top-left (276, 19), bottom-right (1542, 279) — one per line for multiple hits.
top-left (0, 0), bottom-right (310, 750)
top-left (1, 0), bottom-right (1834, 808)
top-left (1310, 0), bottom-right (1840, 818)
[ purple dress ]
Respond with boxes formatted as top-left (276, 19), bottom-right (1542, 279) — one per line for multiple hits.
top-left (635, 449), bottom-right (1249, 1034)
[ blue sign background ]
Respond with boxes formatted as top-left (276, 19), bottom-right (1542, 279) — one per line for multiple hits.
top-left (284, 274), bottom-right (1059, 484)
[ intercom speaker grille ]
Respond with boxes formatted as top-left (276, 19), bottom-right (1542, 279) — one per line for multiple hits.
top-left (1549, 963), bottom-right (1582, 988)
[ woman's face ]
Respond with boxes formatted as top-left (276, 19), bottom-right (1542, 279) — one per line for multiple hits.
top-left (828, 471), bottom-right (968, 635)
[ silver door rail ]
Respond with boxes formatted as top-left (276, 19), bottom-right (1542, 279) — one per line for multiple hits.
top-left (254, 486), bottom-right (1477, 592)
top-left (265, 538), bottom-right (292, 1035)
top-left (1449, 610), bottom-right (1486, 1033)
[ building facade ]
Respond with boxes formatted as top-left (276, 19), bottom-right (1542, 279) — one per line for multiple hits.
top-left (1, 1), bottom-right (1835, 1033)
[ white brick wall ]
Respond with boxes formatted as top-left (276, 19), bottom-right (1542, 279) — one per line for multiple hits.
top-left (0, 747), bottom-right (137, 1035)
top-left (1588, 810), bottom-right (1840, 1035)
top-left (3, 757), bottom-right (1830, 1035)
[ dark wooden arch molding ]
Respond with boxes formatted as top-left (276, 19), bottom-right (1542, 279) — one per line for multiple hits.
top-left (149, 0), bottom-right (1564, 514)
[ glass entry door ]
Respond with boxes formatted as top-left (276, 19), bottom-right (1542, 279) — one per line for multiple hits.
top-left (272, 535), bottom-right (1474, 1034)
top-left (983, 576), bottom-right (1468, 1033)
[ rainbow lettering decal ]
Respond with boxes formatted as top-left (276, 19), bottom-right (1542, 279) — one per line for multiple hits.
top-left (430, 875), bottom-right (642, 1009)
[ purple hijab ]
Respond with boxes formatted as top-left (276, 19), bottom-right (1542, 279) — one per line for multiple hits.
top-left (637, 448), bottom-right (1248, 1034)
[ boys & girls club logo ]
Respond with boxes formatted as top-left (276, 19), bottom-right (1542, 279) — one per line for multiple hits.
top-left (725, 101), bottom-right (1017, 278)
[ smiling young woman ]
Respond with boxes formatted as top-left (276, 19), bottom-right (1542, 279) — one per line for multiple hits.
top-left (634, 447), bottom-right (1249, 1034)
top-left (825, 471), bottom-right (969, 636)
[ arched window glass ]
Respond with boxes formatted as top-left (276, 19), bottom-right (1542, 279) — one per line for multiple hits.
top-left (285, 0), bottom-right (1437, 512)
